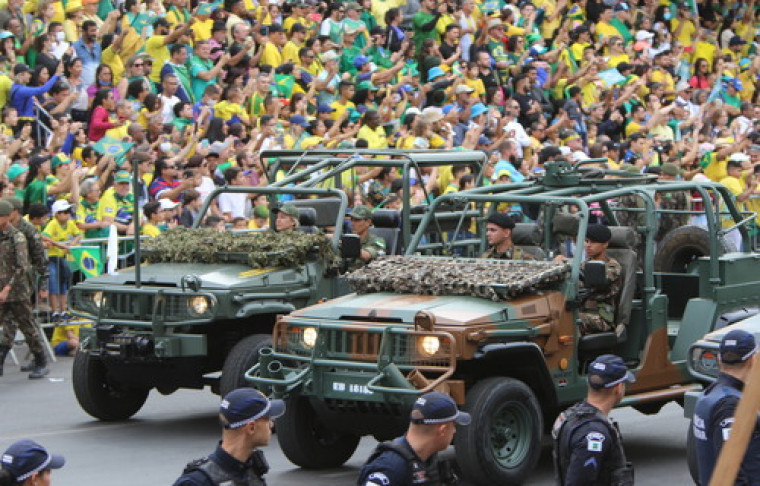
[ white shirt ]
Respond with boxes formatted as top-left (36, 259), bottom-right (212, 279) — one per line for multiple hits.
top-left (503, 119), bottom-right (531, 158)
top-left (160, 94), bottom-right (180, 123)
top-left (218, 192), bottom-right (250, 219)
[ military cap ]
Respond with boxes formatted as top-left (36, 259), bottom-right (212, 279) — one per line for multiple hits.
top-left (660, 163), bottom-right (683, 177)
top-left (586, 224), bottom-right (612, 243)
top-left (350, 205), bottom-right (372, 220)
top-left (618, 163), bottom-right (640, 174)
top-left (486, 213), bottom-right (515, 230)
top-left (2, 196), bottom-right (23, 211)
top-left (273, 202), bottom-right (299, 219)
top-left (0, 200), bottom-right (13, 216)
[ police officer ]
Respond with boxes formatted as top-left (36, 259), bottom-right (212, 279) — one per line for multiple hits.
top-left (481, 213), bottom-right (534, 260)
top-left (0, 200), bottom-right (49, 379)
top-left (173, 388), bottom-right (285, 486)
top-left (348, 205), bottom-right (386, 270)
top-left (553, 354), bottom-right (635, 486)
top-left (692, 329), bottom-right (760, 485)
top-left (0, 439), bottom-right (66, 485)
top-left (357, 391), bottom-right (470, 485)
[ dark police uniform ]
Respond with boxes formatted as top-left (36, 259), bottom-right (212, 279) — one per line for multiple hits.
top-left (173, 444), bottom-right (268, 486)
top-left (552, 400), bottom-right (633, 486)
top-left (357, 437), bottom-right (442, 486)
top-left (693, 372), bottom-right (760, 485)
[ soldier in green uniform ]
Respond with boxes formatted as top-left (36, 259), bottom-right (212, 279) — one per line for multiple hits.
top-left (577, 224), bottom-right (622, 335)
top-left (347, 205), bottom-right (386, 270)
top-left (0, 200), bottom-right (49, 379)
top-left (655, 163), bottom-right (690, 242)
top-left (481, 213), bottom-right (535, 260)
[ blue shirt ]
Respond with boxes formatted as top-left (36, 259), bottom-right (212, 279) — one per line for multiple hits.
top-left (72, 39), bottom-right (101, 87)
top-left (493, 159), bottom-right (525, 183)
top-left (10, 75), bottom-right (60, 118)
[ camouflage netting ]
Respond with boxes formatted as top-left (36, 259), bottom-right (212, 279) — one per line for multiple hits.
top-left (347, 256), bottom-right (570, 301)
top-left (142, 228), bottom-right (339, 268)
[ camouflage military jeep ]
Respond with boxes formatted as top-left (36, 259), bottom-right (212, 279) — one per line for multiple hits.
top-left (247, 161), bottom-right (760, 485)
top-left (69, 149), bottom-right (487, 421)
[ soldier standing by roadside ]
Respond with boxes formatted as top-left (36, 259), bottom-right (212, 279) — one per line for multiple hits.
top-left (2, 196), bottom-right (49, 373)
top-left (0, 200), bottom-right (49, 379)
top-left (553, 354), bottom-right (635, 486)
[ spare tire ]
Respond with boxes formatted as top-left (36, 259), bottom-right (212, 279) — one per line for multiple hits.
top-left (654, 225), bottom-right (737, 272)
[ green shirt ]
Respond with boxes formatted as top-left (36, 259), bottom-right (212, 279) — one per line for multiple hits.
top-left (189, 56), bottom-right (216, 102)
top-left (412, 11), bottom-right (439, 54)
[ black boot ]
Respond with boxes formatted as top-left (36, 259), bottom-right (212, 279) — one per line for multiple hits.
top-left (20, 361), bottom-right (34, 372)
top-left (0, 346), bottom-right (9, 377)
top-left (28, 352), bottom-right (49, 380)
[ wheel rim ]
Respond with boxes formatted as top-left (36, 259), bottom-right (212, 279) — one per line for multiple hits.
top-left (489, 401), bottom-right (533, 468)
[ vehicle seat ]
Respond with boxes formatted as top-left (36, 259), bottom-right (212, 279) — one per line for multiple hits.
top-left (511, 223), bottom-right (546, 260)
top-left (298, 207), bottom-right (318, 234)
top-left (370, 209), bottom-right (402, 255)
top-left (578, 226), bottom-right (637, 354)
top-left (290, 199), bottom-right (342, 227)
top-left (551, 212), bottom-right (580, 257)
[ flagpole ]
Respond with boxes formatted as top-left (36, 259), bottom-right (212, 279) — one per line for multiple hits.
top-left (132, 150), bottom-right (141, 288)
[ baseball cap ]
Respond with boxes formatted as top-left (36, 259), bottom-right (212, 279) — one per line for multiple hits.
top-left (51, 199), bottom-right (73, 214)
top-left (455, 84), bottom-right (475, 95)
top-left (587, 354), bottom-right (635, 389)
top-left (719, 329), bottom-right (757, 364)
top-left (6, 164), bottom-right (29, 181)
top-left (421, 106), bottom-right (443, 124)
top-left (586, 223), bottom-right (612, 243)
top-left (51, 153), bottom-right (71, 170)
top-left (272, 202), bottom-right (299, 218)
top-left (729, 153), bottom-right (751, 162)
top-left (219, 388), bottom-right (286, 429)
top-left (0, 31), bottom-right (14, 40)
top-left (114, 170), bottom-right (131, 184)
top-left (321, 50), bottom-right (339, 63)
top-left (317, 102), bottom-right (335, 113)
top-left (13, 63), bottom-right (30, 75)
top-left (289, 114), bottom-right (310, 128)
top-left (159, 199), bottom-right (179, 210)
top-left (486, 212), bottom-right (515, 229)
top-left (487, 18), bottom-right (503, 29)
top-left (350, 205), bottom-right (372, 220)
top-left (469, 102), bottom-right (488, 120)
top-left (409, 392), bottom-right (471, 426)
top-left (1, 440), bottom-right (65, 483)
top-left (0, 200), bottom-right (12, 217)
top-left (344, 1), bottom-right (361, 10)
top-left (729, 35), bottom-right (747, 46)
top-left (428, 66), bottom-right (445, 81)
top-left (353, 55), bottom-right (370, 69)
top-left (635, 30), bottom-right (654, 42)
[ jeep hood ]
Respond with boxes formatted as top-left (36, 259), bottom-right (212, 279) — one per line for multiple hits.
top-left (78, 263), bottom-right (308, 290)
top-left (290, 292), bottom-right (555, 326)
top-left (699, 314), bottom-right (760, 345)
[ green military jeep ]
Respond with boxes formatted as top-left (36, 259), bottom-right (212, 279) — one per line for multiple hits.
top-left (248, 161), bottom-right (760, 485)
top-left (69, 149), bottom-right (487, 421)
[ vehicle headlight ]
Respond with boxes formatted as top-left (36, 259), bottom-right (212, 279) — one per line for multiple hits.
top-left (92, 291), bottom-right (104, 308)
top-left (302, 327), bottom-right (318, 348)
top-left (691, 347), bottom-right (718, 378)
top-left (418, 336), bottom-right (441, 357)
top-left (188, 296), bottom-right (210, 315)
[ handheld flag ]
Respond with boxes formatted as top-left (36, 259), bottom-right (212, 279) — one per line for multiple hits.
top-left (274, 74), bottom-right (295, 98)
top-left (597, 68), bottom-right (626, 87)
top-left (130, 12), bottom-right (155, 32)
top-left (196, 1), bottom-right (222, 15)
top-left (70, 246), bottom-right (104, 278)
top-left (93, 136), bottom-right (135, 161)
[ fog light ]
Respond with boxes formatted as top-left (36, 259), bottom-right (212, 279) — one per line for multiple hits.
top-left (188, 296), bottom-right (209, 315)
top-left (302, 327), bottom-right (318, 348)
top-left (92, 291), bottom-right (104, 308)
top-left (418, 336), bottom-right (441, 357)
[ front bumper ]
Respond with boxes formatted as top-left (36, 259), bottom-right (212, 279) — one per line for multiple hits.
top-left (246, 320), bottom-right (457, 403)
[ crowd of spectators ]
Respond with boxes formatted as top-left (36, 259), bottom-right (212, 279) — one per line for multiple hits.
top-left (0, 0), bottom-right (759, 277)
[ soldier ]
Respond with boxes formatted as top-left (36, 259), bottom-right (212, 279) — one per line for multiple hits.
top-left (349, 205), bottom-right (386, 267)
top-left (552, 354), bottom-right (635, 486)
top-left (0, 200), bottom-right (49, 379)
top-left (481, 213), bottom-right (534, 260)
top-left (3, 196), bottom-right (49, 373)
top-left (576, 224), bottom-right (622, 335)
top-left (272, 203), bottom-right (300, 232)
top-left (173, 388), bottom-right (285, 486)
top-left (357, 391), bottom-right (470, 486)
top-left (655, 163), bottom-right (690, 242)
top-left (692, 329), bottom-right (760, 485)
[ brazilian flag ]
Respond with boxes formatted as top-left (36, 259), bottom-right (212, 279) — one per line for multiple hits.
top-left (274, 74), bottom-right (295, 98)
top-left (197, 1), bottom-right (223, 15)
top-left (93, 136), bottom-right (135, 161)
top-left (566, 5), bottom-right (584, 22)
top-left (70, 246), bottom-right (104, 279)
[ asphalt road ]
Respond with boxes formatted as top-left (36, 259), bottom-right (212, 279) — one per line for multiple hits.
top-left (0, 355), bottom-right (695, 485)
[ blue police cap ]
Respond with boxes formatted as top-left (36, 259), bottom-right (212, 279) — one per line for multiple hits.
top-left (587, 354), bottom-right (635, 390)
top-left (1, 440), bottom-right (65, 483)
top-left (410, 392), bottom-right (471, 426)
top-left (720, 329), bottom-right (757, 364)
top-left (220, 388), bottom-right (285, 429)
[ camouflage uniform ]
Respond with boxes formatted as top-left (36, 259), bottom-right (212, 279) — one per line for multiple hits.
top-left (656, 191), bottom-right (690, 241)
top-left (347, 234), bottom-right (386, 272)
top-left (481, 246), bottom-right (536, 260)
top-left (0, 224), bottom-right (44, 355)
top-left (579, 256), bottom-right (622, 335)
top-left (16, 218), bottom-right (49, 292)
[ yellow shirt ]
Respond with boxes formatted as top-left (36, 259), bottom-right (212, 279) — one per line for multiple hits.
top-left (357, 125), bottom-right (388, 149)
top-left (259, 41), bottom-right (283, 67)
top-left (739, 70), bottom-right (756, 102)
top-left (43, 218), bottom-right (81, 258)
top-left (625, 121), bottom-right (644, 138)
top-left (671, 18), bottom-right (696, 46)
top-left (141, 222), bottom-right (162, 237)
top-left (214, 100), bottom-right (247, 123)
top-left (194, 18), bottom-right (213, 41)
top-left (329, 100), bottom-right (356, 121)
top-left (101, 46), bottom-right (125, 84)
top-left (595, 21), bottom-right (619, 43)
top-left (52, 323), bottom-right (90, 347)
top-left (534, 0), bottom-right (561, 39)
top-left (0, 75), bottom-right (12, 109)
top-left (145, 35), bottom-right (169, 83)
top-left (693, 41), bottom-right (717, 68)
top-left (372, 0), bottom-right (404, 27)
top-left (282, 40), bottom-right (303, 64)
top-left (650, 68), bottom-right (674, 95)
top-left (283, 15), bottom-right (306, 34)
top-left (703, 154), bottom-right (726, 182)
top-left (464, 77), bottom-right (486, 97)
top-left (607, 53), bottom-right (630, 68)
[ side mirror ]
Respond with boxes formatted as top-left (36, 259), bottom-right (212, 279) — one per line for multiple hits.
top-left (341, 234), bottom-right (361, 259)
top-left (582, 260), bottom-right (608, 288)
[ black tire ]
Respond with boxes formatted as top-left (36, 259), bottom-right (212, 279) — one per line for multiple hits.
top-left (654, 225), bottom-right (737, 273)
top-left (219, 334), bottom-right (271, 397)
top-left (454, 377), bottom-right (543, 486)
top-left (276, 395), bottom-right (360, 469)
top-left (72, 350), bottom-right (149, 421)
top-left (632, 401), bottom-right (665, 415)
top-left (686, 419), bottom-right (701, 485)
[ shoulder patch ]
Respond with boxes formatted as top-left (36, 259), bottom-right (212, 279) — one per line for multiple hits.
top-left (586, 432), bottom-right (605, 452)
top-left (366, 472), bottom-right (390, 485)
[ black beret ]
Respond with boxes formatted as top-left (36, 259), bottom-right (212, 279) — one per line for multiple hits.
top-left (586, 224), bottom-right (612, 243)
top-left (487, 213), bottom-right (515, 230)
